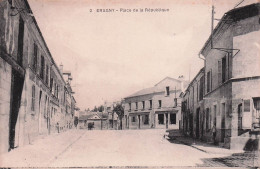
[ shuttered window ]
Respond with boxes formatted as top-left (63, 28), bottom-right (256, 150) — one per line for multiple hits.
top-left (33, 44), bottom-right (38, 71)
top-left (207, 71), bottom-right (211, 93)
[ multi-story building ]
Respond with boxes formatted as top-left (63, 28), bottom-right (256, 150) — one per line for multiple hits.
top-left (124, 77), bottom-right (188, 130)
top-left (181, 3), bottom-right (260, 150)
top-left (0, 0), bottom-right (76, 154)
top-left (180, 68), bottom-right (204, 138)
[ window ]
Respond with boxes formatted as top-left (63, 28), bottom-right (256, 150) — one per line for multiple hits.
top-left (129, 103), bottom-right (131, 111)
top-left (40, 55), bottom-right (45, 79)
top-left (170, 114), bottom-right (176, 124)
top-left (166, 86), bottom-right (170, 96)
top-left (149, 100), bottom-right (152, 109)
top-left (56, 84), bottom-right (59, 98)
top-left (158, 100), bottom-right (162, 108)
top-left (207, 71), bottom-right (212, 93)
top-left (135, 102), bottom-right (138, 110)
top-left (158, 114), bottom-right (164, 124)
top-left (222, 56), bottom-right (226, 83)
top-left (199, 76), bottom-right (204, 101)
top-left (238, 104), bottom-right (242, 130)
top-left (31, 85), bottom-right (35, 111)
top-left (142, 101), bottom-right (145, 109)
top-left (132, 116), bottom-right (136, 122)
top-left (33, 43), bottom-right (38, 71)
top-left (143, 115), bottom-right (149, 124)
top-left (253, 98), bottom-right (260, 129)
top-left (45, 65), bottom-right (49, 85)
top-left (218, 53), bottom-right (230, 85)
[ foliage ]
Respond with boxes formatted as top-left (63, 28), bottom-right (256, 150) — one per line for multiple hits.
top-left (113, 104), bottom-right (124, 119)
top-left (113, 103), bottom-right (124, 130)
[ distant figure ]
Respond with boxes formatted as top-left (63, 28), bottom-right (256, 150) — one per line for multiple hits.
top-left (212, 124), bottom-right (216, 144)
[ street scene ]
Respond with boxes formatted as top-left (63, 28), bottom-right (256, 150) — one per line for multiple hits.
top-left (0, 0), bottom-right (260, 168)
top-left (1, 129), bottom-right (258, 167)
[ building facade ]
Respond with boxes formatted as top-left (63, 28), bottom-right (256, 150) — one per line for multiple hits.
top-left (0, 0), bottom-right (76, 154)
top-left (124, 77), bottom-right (187, 130)
top-left (181, 68), bottom-right (205, 139)
top-left (181, 3), bottom-right (260, 150)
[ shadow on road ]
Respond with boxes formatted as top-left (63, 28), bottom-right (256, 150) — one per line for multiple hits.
top-left (196, 151), bottom-right (259, 167)
top-left (166, 136), bottom-right (259, 167)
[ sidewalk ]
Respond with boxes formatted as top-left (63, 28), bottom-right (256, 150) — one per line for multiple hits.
top-left (0, 129), bottom-right (85, 168)
top-left (166, 130), bottom-right (244, 155)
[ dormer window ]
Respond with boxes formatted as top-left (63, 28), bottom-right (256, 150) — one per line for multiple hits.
top-left (165, 86), bottom-right (170, 96)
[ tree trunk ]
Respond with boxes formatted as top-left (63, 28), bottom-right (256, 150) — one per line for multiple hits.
top-left (112, 113), bottom-right (114, 129)
top-left (120, 117), bottom-right (123, 130)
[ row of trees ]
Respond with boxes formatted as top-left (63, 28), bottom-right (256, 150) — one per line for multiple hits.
top-left (91, 105), bottom-right (104, 112)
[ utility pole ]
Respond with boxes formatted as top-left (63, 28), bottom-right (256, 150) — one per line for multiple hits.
top-left (211, 5), bottom-right (214, 49)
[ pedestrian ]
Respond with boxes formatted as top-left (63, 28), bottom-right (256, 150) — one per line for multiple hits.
top-left (212, 124), bottom-right (216, 145)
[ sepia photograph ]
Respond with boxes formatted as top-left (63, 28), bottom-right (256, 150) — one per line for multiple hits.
top-left (0, 0), bottom-right (259, 168)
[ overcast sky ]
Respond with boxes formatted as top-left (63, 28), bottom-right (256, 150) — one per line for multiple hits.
top-left (28, 0), bottom-right (256, 110)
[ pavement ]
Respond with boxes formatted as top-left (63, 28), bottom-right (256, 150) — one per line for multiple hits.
top-left (0, 129), bottom-right (86, 167)
top-left (0, 129), bottom-right (259, 168)
top-left (166, 129), bottom-right (260, 167)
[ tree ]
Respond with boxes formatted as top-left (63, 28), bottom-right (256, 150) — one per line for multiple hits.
top-left (113, 103), bottom-right (124, 130)
top-left (93, 106), bottom-right (98, 112)
top-left (98, 105), bottom-right (104, 112)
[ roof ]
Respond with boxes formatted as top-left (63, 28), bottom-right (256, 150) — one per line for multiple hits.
top-left (125, 77), bottom-right (186, 98)
top-left (184, 67), bottom-right (204, 92)
top-left (78, 112), bottom-right (108, 120)
top-left (78, 114), bottom-right (92, 121)
top-left (200, 3), bottom-right (260, 56)
top-left (154, 77), bottom-right (181, 86)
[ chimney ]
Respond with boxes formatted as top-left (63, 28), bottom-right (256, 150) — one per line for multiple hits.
top-left (178, 75), bottom-right (185, 92)
top-left (59, 63), bottom-right (63, 74)
top-left (178, 75), bottom-right (184, 81)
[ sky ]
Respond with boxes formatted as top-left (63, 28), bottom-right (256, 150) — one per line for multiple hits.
top-left (27, 0), bottom-right (257, 110)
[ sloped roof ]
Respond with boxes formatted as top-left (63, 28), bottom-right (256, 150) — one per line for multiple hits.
top-left (79, 112), bottom-right (108, 120)
top-left (125, 77), bottom-right (186, 98)
top-left (78, 114), bottom-right (92, 121)
top-left (200, 3), bottom-right (260, 56)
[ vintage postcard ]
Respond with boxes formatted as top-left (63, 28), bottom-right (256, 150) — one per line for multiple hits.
top-left (0, 0), bottom-right (259, 168)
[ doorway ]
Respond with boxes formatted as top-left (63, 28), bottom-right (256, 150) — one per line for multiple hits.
top-left (165, 113), bottom-right (168, 129)
top-left (196, 108), bottom-right (200, 139)
top-left (221, 103), bottom-right (226, 142)
top-left (138, 115), bottom-right (140, 129)
top-left (9, 69), bottom-right (24, 150)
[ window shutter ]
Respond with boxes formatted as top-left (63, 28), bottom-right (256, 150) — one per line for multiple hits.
top-left (243, 99), bottom-right (251, 129)
top-left (226, 53), bottom-right (229, 81)
top-left (210, 70), bottom-right (212, 91)
top-left (218, 60), bottom-right (222, 85)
